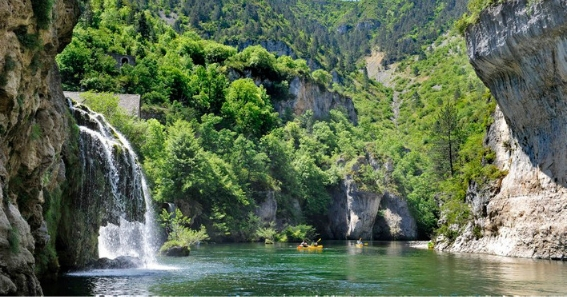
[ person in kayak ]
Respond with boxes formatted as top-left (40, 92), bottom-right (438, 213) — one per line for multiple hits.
top-left (301, 239), bottom-right (308, 247)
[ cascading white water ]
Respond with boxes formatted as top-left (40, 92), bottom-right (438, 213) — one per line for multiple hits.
top-left (69, 100), bottom-right (158, 267)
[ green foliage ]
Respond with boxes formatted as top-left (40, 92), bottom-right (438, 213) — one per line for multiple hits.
top-left (31, 0), bottom-right (54, 29)
top-left (159, 208), bottom-right (209, 247)
top-left (436, 194), bottom-right (471, 242)
top-left (227, 45), bottom-right (278, 77)
top-left (311, 69), bottom-right (332, 87)
top-left (159, 240), bottom-right (191, 254)
top-left (80, 92), bottom-right (121, 118)
top-left (165, 0), bottom-right (466, 71)
top-left (203, 42), bottom-right (237, 64)
top-left (256, 222), bottom-right (278, 242)
top-left (36, 186), bottom-right (63, 276)
top-left (431, 101), bottom-right (463, 178)
top-left (284, 224), bottom-right (317, 242)
top-left (221, 78), bottom-right (279, 137)
top-left (455, 0), bottom-right (508, 35)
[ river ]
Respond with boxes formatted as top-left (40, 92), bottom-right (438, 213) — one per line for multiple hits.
top-left (42, 241), bottom-right (567, 295)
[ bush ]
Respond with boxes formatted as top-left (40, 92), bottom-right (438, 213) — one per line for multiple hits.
top-left (142, 91), bottom-right (169, 105)
top-left (203, 42), bottom-right (237, 64)
top-left (311, 69), bottom-right (332, 87)
top-left (31, 0), bottom-right (54, 29)
top-left (159, 208), bottom-right (209, 247)
top-left (283, 224), bottom-right (317, 242)
top-left (256, 222), bottom-right (278, 243)
top-left (80, 92), bottom-right (122, 119)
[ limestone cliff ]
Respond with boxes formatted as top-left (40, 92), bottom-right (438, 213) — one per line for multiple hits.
top-left (0, 0), bottom-right (79, 294)
top-left (440, 0), bottom-right (567, 259)
top-left (373, 192), bottom-right (417, 240)
top-left (275, 77), bottom-right (358, 124)
top-left (326, 155), bottom-right (416, 240)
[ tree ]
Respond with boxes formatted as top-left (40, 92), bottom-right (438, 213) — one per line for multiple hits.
top-left (137, 11), bottom-right (151, 40)
top-left (431, 101), bottom-right (462, 177)
top-left (221, 78), bottom-right (279, 137)
top-left (190, 64), bottom-right (227, 114)
top-left (311, 69), bottom-right (332, 87)
top-left (56, 39), bottom-right (92, 90)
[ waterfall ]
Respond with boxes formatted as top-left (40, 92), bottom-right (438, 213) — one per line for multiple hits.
top-left (69, 100), bottom-right (158, 267)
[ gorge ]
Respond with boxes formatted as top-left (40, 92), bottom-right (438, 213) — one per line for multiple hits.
top-left (439, 0), bottom-right (567, 259)
top-left (2, 0), bottom-right (567, 294)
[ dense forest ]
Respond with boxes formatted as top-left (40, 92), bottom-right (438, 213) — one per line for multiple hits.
top-left (57, 0), bottom-right (502, 244)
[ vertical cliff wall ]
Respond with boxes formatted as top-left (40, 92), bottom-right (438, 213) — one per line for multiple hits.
top-left (0, 0), bottom-right (79, 294)
top-left (441, 0), bottom-right (567, 259)
top-left (274, 77), bottom-right (358, 124)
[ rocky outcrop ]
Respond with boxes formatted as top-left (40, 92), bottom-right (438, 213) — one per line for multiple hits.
top-left (442, 0), bottom-right (567, 258)
top-left (0, 0), bottom-right (80, 294)
top-left (235, 40), bottom-right (297, 58)
top-left (327, 157), bottom-right (382, 240)
top-left (160, 246), bottom-right (190, 257)
top-left (275, 77), bottom-right (358, 124)
top-left (373, 192), bottom-right (417, 240)
top-left (255, 191), bottom-right (277, 224)
top-left (88, 256), bottom-right (143, 269)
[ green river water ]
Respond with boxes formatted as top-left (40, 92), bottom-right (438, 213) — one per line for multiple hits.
top-left (43, 241), bottom-right (567, 295)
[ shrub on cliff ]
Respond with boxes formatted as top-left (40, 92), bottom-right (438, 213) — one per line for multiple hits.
top-left (159, 208), bottom-right (209, 256)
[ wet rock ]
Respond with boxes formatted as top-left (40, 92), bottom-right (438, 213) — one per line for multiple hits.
top-left (161, 246), bottom-right (190, 257)
top-left (89, 256), bottom-right (144, 269)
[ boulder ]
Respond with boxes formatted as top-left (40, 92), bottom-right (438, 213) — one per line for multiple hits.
top-left (161, 246), bottom-right (190, 257)
top-left (89, 256), bottom-right (143, 269)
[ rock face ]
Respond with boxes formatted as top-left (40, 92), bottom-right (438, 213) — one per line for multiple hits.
top-left (327, 157), bottom-right (382, 240)
top-left (88, 256), bottom-right (143, 269)
top-left (0, 0), bottom-right (80, 294)
top-left (275, 77), bottom-right (358, 124)
top-left (373, 192), bottom-right (417, 240)
top-left (236, 40), bottom-right (297, 58)
top-left (255, 191), bottom-right (277, 224)
top-left (442, 0), bottom-right (567, 258)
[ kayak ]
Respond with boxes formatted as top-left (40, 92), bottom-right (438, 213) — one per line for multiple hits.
top-left (355, 243), bottom-right (364, 248)
top-left (297, 245), bottom-right (323, 250)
